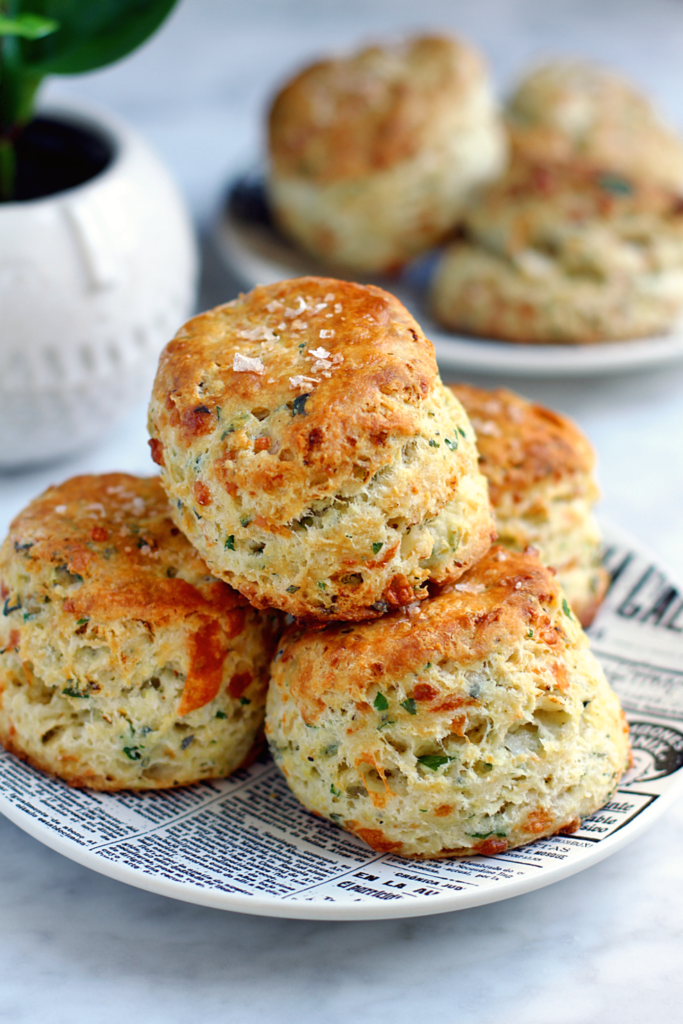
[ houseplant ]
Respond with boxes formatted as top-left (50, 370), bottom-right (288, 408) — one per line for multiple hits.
top-left (0, 0), bottom-right (198, 468)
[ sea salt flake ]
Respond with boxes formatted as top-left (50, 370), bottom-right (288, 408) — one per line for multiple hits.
top-left (308, 347), bottom-right (331, 359)
top-left (277, 321), bottom-right (287, 330)
top-left (284, 297), bottom-right (307, 318)
top-left (291, 319), bottom-right (307, 330)
top-left (314, 303), bottom-right (328, 312)
top-left (334, 303), bottom-right (342, 314)
top-left (233, 352), bottom-right (265, 374)
top-left (319, 329), bottom-right (335, 339)
top-left (54, 505), bottom-right (67, 514)
top-left (289, 375), bottom-right (320, 389)
top-left (266, 300), bottom-right (284, 313)
top-left (238, 325), bottom-right (277, 343)
top-left (130, 498), bottom-right (145, 516)
top-left (323, 292), bottom-right (335, 302)
top-left (454, 582), bottom-right (487, 594)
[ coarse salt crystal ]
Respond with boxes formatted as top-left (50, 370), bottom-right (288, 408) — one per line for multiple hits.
top-left (320, 329), bottom-right (335, 339)
top-left (314, 303), bottom-right (328, 311)
top-left (233, 352), bottom-right (265, 374)
top-left (308, 347), bottom-right (331, 359)
top-left (284, 297), bottom-right (307, 318)
top-left (289, 375), bottom-right (320, 389)
top-left (130, 498), bottom-right (145, 516)
top-left (291, 319), bottom-right (307, 330)
top-left (277, 321), bottom-right (287, 330)
top-left (238, 325), bottom-right (277, 343)
top-left (334, 303), bottom-right (342, 314)
top-left (454, 582), bottom-right (487, 594)
top-left (323, 292), bottom-right (335, 302)
top-left (55, 505), bottom-right (67, 514)
top-left (266, 300), bottom-right (284, 313)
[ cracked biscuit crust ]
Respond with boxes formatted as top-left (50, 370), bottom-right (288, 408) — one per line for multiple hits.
top-left (266, 546), bottom-right (629, 859)
top-left (449, 384), bottom-right (608, 625)
top-left (432, 161), bottom-right (683, 343)
top-left (149, 277), bottom-right (494, 621)
top-left (0, 474), bottom-right (280, 790)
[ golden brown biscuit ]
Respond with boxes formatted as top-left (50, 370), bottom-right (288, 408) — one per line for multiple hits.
top-left (507, 60), bottom-right (683, 192)
top-left (148, 277), bottom-right (494, 621)
top-left (267, 35), bottom-right (506, 272)
top-left (449, 384), bottom-right (608, 625)
top-left (431, 161), bottom-right (683, 343)
top-left (266, 546), bottom-right (629, 859)
top-left (0, 474), bottom-right (281, 790)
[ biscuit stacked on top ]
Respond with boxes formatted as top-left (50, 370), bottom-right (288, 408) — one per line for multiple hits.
top-left (148, 277), bottom-right (494, 621)
top-left (267, 34), bottom-right (507, 273)
top-left (432, 61), bottom-right (683, 344)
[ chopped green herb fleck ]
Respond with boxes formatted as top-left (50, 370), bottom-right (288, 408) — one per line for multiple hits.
top-left (372, 542), bottom-right (383, 555)
top-left (286, 585), bottom-right (300, 593)
top-left (317, 581), bottom-right (327, 590)
top-left (599, 173), bottom-right (632, 195)
top-left (444, 437), bottom-right (457, 451)
top-left (225, 535), bottom-right (235, 551)
top-left (239, 697), bottom-right (251, 705)
top-left (62, 685), bottom-right (89, 699)
top-left (215, 406), bottom-right (221, 419)
top-left (458, 426), bottom-right (466, 438)
top-left (417, 754), bottom-right (454, 771)
top-left (166, 566), bottom-right (178, 578)
top-left (123, 746), bottom-right (142, 760)
top-left (292, 393), bottom-right (310, 416)
top-left (330, 784), bottom-right (341, 797)
top-left (400, 698), bottom-right (417, 715)
top-left (373, 692), bottom-right (389, 711)
top-left (215, 710), bottom-right (227, 719)
top-left (240, 517), bottom-right (251, 528)
top-left (428, 439), bottom-right (439, 447)
top-left (425, 662), bottom-right (432, 670)
top-left (76, 617), bottom-right (89, 626)
top-left (221, 426), bottom-right (235, 440)
top-left (181, 735), bottom-right (195, 750)
top-left (562, 598), bottom-right (574, 619)
top-left (377, 719), bottom-right (395, 731)
top-left (466, 831), bottom-right (507, 839)
top-left (193, 508), bottom-right (202, 520)
top-left (527, 629), bottom-right (534, 639)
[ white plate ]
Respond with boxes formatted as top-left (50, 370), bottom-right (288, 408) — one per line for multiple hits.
top-left (1, 521), bottom-right (683, 920)
top-left (213, 173), bottom-right (683, 379)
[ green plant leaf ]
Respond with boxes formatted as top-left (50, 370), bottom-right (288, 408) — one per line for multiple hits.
top-left (0, 13), bottom-right (59, 39)
top-left (16, 0), bottom-right (179, 76)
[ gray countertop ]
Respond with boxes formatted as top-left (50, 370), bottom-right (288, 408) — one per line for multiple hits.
top-left (2, 1), bottom-right (683, 1020)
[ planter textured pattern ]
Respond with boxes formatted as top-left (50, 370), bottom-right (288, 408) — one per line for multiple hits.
top-left (0, 102), bottom-right (197, 469)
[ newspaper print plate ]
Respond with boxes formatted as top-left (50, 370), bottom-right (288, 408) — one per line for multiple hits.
top-left (1, 520), bottom-right (683, 921)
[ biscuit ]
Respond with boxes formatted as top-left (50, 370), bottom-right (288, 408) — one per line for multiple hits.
top-left (266, 546), bottom-right (629, 859)
top-left (267, 35), bottom-right (507, 272)
top-left (148, 277), bottom-right (494, 621)
top-left (0, 474), bottom-right (280, 790)
top-left (450, 384), bottom-right (608, 625)
top-left (506, 60), bottom-right (683, 192)
top-left (431, 161), bottom-right (683, 343)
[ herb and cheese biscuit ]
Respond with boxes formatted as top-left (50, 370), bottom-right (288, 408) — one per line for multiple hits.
top-left (431, 161), bottom-right (683, 343)
top-left (506, 60), bottom-right (683, 192)
top-left (0, 474), bottom-right (280, 790)
top-left (266, 546), bottom-right (629, 859)
top-left (267, 34), bottom-right (507, 272)
top-left (148, 277), bottom-right (494, 622)
top-left (450, 383), bottom-right (608, 625)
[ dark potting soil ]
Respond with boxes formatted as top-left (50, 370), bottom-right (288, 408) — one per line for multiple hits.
top-left (9, 115), bottom-right (113, 202)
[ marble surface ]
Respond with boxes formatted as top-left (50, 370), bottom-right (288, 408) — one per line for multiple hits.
top-left (2, 0), bottom-right (683, 1020)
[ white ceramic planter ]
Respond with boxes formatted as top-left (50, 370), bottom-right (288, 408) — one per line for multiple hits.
top-left (0, 101), bottom-right (198, 470)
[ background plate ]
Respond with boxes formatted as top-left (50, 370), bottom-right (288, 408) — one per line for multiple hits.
top-left (1, 520), bottom-right (683, 921)
top-left (213, 173), bottom-right (683, 379)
